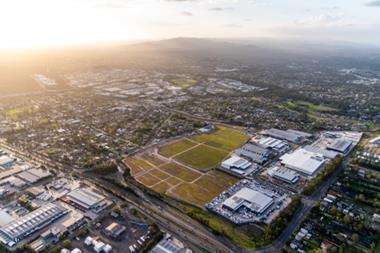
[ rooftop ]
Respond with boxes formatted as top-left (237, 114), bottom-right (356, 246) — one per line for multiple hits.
top-left (223, 187), bottom-right (274, 214)
top-left (280, 149), bottom-right (326, 176)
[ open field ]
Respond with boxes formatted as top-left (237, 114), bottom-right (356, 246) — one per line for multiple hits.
top-left (285, 100), bottom-right (338, 113)
top-left (160, 163), bottom-right (201, 182)
top-left (125, 125), bottom-right (245, 206)
top-left (158, 138), bottom-right (198, 158)
top-left (191, 125), bottom-right (248, 151)
top-left (168, 171), bottom-right (238, 206)
top-left (174, 144), bottom-right (229, 171)
top-left (159, 125), bottom-right (248, 171)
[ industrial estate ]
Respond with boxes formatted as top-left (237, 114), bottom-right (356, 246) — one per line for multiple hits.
top-left (0, 35), bottom-right (380, 253)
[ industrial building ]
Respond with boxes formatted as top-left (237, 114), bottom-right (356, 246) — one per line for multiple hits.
top-left (105, 222), bottom-right (126, 238)
top-left (303, 145), bottom-right (338, 159)
top-left (280, 149), bottom-right (326, 176)
top-left (221, 156), bottom-right (251, 171)
top-left (327, 139), bottom-right (353, 154)
top-left (0, 203), bottom-right (68, 246)
top-left (223, 187), bottom-right (274, 214)
top-left (257, 137), bottom-right (289, 153)
top-left (268, 167), bottom-right (300, 184)
top-left (0, 156), bottom-right (15, 169)
top-left (369, 136), bottom-right (380, 145)
top-left (66, 188), bottom-right (106, 210)
top-left (264, 128), bottom-right (311, 144)
top-left (235, 143), bottom-right (272, 165)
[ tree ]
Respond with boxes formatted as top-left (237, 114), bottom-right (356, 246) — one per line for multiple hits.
top-left (351, 233), bottom-right (359, 243)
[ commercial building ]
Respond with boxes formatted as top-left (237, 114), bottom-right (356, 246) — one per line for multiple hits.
top-left (66, 188), bottom-right (106, 210)
top-left (264, 128), bottom-right (310, 144)
top-left (280, 149), bottom-right (326, 176)
top-left (223, 187), bottom-right (274, 214)
top-left (0, 203), bottom-right (68, 246)
top-left (268, 167), bottom-right (300, 184)
top-left (327, 139), bottom-right (352, 154)
top-left (221, 156), bottom-right (251, 171)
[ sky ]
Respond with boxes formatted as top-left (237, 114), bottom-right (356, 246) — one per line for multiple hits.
top-left (0, 0), bottom-right (380, 49)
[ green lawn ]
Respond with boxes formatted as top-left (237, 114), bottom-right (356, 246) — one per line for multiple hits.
top-left (191, 126), bottom-right (248, 152)
top-left (285, 100), bottom-right (338, 113)
top-left (376, 236), bottom-right (380, 253)
top-left (159, 139), bottom-right (197, 158)
top-left (174, 144), bottom-right (229, 171)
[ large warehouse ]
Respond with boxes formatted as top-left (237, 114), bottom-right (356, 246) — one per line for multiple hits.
top-left (268, 167), bottom-right (300, 184)
top-left (66, 188), bottom-right (106, 210)
top-left (0, 203), bottom-right (68, 246)
top-left (221, 156), bottom-right (252, 171)
top-left (223, 187), bottom-right (274, 214)
top-left (327, 139), bottom-right (352, 154)
top-left (264, 128), bottom-right (310, 144)
top-left (280, 149), bottom-right (326, 176)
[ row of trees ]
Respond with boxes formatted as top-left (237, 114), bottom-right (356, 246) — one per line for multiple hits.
top-left (303, 156), bottom-right (344, 195)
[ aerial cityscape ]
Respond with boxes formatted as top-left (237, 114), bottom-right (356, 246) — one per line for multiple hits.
top-left (0, 0), bottom-right (380, 253)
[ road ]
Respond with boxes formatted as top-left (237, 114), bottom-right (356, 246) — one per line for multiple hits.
top-left (254, 157), bottom-right (349, 253)
top-left (0, 140), bottom-right (350, 253)
top-left (0, 141), bottom-right (233, 253)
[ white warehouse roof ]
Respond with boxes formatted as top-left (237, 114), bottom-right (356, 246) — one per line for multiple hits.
top-left (67, 188), bottom-right (105, 209)
top-left (280, 149), bottom-right (326, 176)
top-left (223, 187), bottom-right (274, 214)
top-left (221, 156), bottom-right (251, 171)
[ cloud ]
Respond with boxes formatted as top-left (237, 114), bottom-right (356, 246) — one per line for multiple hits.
top-left (366, 0), bottom-right (380, 6)
top-left (165, 0), bottom-right (197, 2)
top-left (180, 11), bottom-right (193, 16)
top-left (209, 7), bottom-right (234, 11)
top-left (295, 13), bottom-right (345, 27)
top-left (223, 23), bottom-right (242, 28)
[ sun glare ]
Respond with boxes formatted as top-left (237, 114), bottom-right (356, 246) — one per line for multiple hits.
top-left (0, 0), bottom-right (151, 49)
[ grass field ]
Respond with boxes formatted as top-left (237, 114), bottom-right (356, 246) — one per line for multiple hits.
top-left (135, 173), bottom-right (161, 187)
top-left (169, 171), bottom-right (238, 206)
top-left (127, 125), bottom-right (244, 206)
top-left (174, 144), bottom-right (229, 171)
top-left (159, 139), bottom-right (198, 158)
top-left (285, 100), bottom-right (338, 113)
top-left (124, 157), bottom-right (152, 176)
top-left (191, 125), bottom-right (248, 151)
top-left (160, 163), bottom-right (201, 182)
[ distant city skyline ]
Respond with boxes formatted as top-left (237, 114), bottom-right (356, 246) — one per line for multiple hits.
top-left (1, 0), bottom-right (380, 48)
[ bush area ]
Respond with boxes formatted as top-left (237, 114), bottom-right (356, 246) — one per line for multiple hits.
top-left (303, 156), bottom-right (343, 195)
top-left (179, 203), bottom-right (256, 249)
top-left (91, 160), bottom-right (118, 175)
top-left (260, 197), bottom-right (302, 246)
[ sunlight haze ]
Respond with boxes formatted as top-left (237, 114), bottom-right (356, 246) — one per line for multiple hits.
top-left (1, 0), bottom-right (380, 49)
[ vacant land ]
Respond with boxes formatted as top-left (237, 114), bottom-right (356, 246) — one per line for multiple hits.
top-left (124, 157), bottom-right (152, 176)
top-left (160, 163), bottom-right (201, 182)
top-left (174, 144), bottom-right (229, 171)
top-left (191, 125), bottom-right (248, 151)
top-left (126, 126), bottom-right (244, 206)
top-left (169, 170), bottom-right (238, 206)
top-left (159, 139), bottom-right (197, 158)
